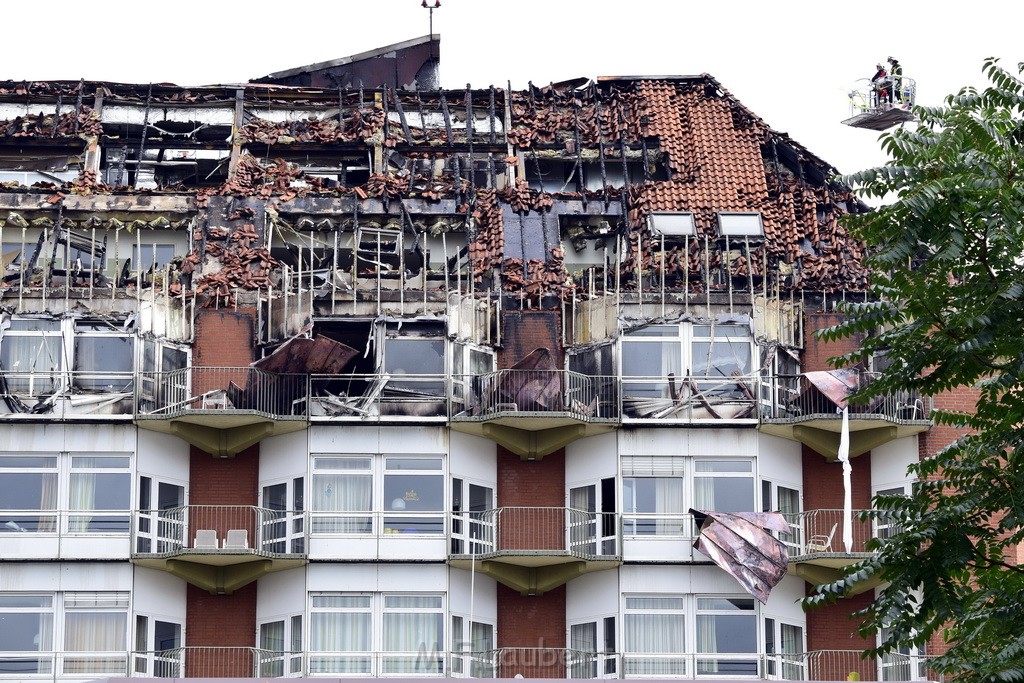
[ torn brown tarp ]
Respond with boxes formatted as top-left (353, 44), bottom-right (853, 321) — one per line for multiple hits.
top-left (500, 347), bottom-right (563, 411)
top-left (252, 335), bottom-right (359, 374)
top-left (226, 335), bottom-right (359, 411)
top-left (690, 509), bottom-right (790, 603)
top-left (802, 368), bottom-right (860, 409)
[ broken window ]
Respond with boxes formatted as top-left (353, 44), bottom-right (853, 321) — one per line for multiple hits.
top-left (0, 318), bottom-right (63, 394)
top-left (526, 158), bottom-right (580, 193)
top-left (101, 146), bottom-right (230, 189)
top-left (131, 244), bottom-right (176, 270)
top-left (451, 341), bottom-right (494, 411)
top-left (138, 340), bottom-right (190, 414)
top-left (619, 323), bottom-right (755, 419)
top-left (72, 321), bottom-right (134, 392)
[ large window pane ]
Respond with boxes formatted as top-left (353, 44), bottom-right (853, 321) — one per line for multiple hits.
top-left (385, 339), bottom-right (444, 396)
top-left (624, 604), bottom-right (685, 676)
top-left (696, 598), bottom-right (756, 676)
top-left (0, 457), bottom-right (58, 532)
top-left (73, 337), bottom-right (134, 391)
top-left (623, 477), bottom-right (684, 535)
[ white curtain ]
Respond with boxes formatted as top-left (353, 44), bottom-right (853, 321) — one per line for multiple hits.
top-left (309, 612), bottom-right (371, 673)
top-left (383, 613), bottom-right (442, 673)
top-left (624, 614), bottom-right (685, 675)
top-left (696, 615), bottom-right (719, 674)
top-left (68, 473), bottom-right (96, 533)
top-left (1, 335), bottom-right (62, 393)
top-left (694, 477), bottom-right (714, 511)
top-left (36, 471), bottom-right (59, 532)
top-left (656, 478), bottom-right (684, 535)
top-left (63, 611), bottom-right (127, 674)
top-left (312, 474), bottom-right (371, 533)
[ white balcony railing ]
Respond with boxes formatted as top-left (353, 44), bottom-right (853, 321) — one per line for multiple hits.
top-left (761, 373), bottom-right (929, 424)
top-left (449, 507), bottom-right (620, 560)
top-left (131, 505), bottom-right (306, 557)
top-left (452, 371), bottom-right (620, 421)
top-left (783, 509), bottom-right (892, 559)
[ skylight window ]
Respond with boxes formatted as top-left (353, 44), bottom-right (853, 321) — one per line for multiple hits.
top-left (650, 212), bottom-right (696, 237)
top-left (717, 212), bottom-right (764, 237)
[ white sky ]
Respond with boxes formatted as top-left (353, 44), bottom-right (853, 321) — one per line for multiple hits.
top-left (5, 0), bottom-right (1022, 177)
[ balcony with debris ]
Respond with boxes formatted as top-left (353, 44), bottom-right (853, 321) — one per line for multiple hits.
top-left (759, 369), bottom-right (931, 460)
top-left (0, 61), bottom-right (880, 442)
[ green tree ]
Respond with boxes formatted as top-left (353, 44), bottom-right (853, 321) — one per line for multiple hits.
top-left (809, 58), bottom-right (1024, 682)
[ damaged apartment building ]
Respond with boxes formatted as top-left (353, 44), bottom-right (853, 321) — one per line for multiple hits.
top-left (0, 35), bottom-right (939, 682)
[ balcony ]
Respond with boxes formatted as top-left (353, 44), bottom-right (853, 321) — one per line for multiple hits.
top-left (759, 372), bottom-right (931, 460)
top-left (130, 505), bottom-right (307, 594)
top-left (136, 367), bottom-right (308, 457)
top-left (448, 507), bottom-right (621, 594)
top-left (0, 371), bottom-right (135, 419)
top-left (784, 509), bottom-right (885, 592)
top-left (621, 373), bottom-right (760, 422)
top-left (2, 648), bottom-right (940, 681)
top-left (308, 372), bottom-right (449, 422)
top-left (450, 371), bottom-right (619, 459)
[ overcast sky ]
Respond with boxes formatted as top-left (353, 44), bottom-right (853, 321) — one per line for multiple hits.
top-left (5, 0), bottom-right (1022, 178)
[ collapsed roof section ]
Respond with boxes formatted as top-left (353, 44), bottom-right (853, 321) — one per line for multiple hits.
top-left (0, 43), bottom-right (869, 349)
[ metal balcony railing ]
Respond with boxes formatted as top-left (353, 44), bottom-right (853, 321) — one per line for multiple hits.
top-left (131, 505), bottom-right (306, 557)
top-left (0, 370), bottom-right (135, 417)
top-left (136, 367), bottom-right (309, 419)
top-left (452, 371), bottom-right (620, 421)
top-left (0, 648), bottom-right (941, 680)
top-left (449, 508), bottom-right (620, 560)
top-left (790, 649), bottom-right (941, 683)
top-left (0, 651), bottom-right (127, 678)
top-left (129, 647), bottom-right (286, 678)
top-left (782, 509), bottom-right (883, 558)
top-left (761, 373), bottom-right (929, 423)
top-left (621, 512), bottom-right (697, 539)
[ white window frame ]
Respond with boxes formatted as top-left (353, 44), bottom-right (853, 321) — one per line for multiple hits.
top-left (0, 591), bottom-right (129, 677)
top-left (619, 323), bottom-right (756, 417)
top-left (0, 451), bottom-right (132, 535)
top-left (308, 592), bottom-right (445, 676)
top-left (650, 212), bottom-right (696, 237)
top-left (717, 212), bottom-right (764, 237)
top-left (310, 455), bottom-right (446, 537)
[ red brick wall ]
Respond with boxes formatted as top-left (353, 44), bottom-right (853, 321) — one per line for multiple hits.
top-left (189, 443), bottom-right (259, 505)
top-left (802, 311), bottom-right (864, 372)
top-left (805, 591), bottom-right (876, 679)
top-left (497, 583), bottom-right (567, 676)
top-left (193, 309), bottom-right (257, 367)
top-left (185, 582), bottom-right (257, 674)
top-left (918, 387), bottom-right (978, 659)
top-left (499, 311), bottom-right (563, 369)
top-left (496, 446), bottom-right (566, 664)
top-left (802, 445), bottom-right (873, 511)
top-left (497, 446), bottom-right (565, 507)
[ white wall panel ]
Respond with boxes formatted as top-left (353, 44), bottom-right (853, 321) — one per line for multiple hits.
top-left (872, 436), bottom-right (919, 488)
top-left (566, 432), bottom-right (617, 486)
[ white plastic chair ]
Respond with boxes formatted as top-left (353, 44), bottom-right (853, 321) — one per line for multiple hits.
top-left (223, 529), bottom-right (249, 549)
top-left (193, 529), bottom-right (218, 549)
top-left (805, 523), bottom-right (837, 553)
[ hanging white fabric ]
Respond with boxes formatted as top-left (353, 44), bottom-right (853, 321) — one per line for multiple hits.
top-left (838, 406), bottom-right (853, 553)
